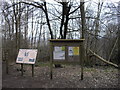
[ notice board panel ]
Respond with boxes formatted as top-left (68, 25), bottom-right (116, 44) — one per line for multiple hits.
top-left (16, 49), bottom-right (37, 64)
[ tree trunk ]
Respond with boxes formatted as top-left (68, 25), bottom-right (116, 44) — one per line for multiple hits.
top-left (117, 2), bottom-right (120, 66)
top-left (31, 9), bottom-right (34, 48)
top-left (44, 2), bottom-right (53, 39)
top-left (18, 2), bottom-right (21, 49)
top-left (80, 0), bottom-right (85, 39)
top-left (108, 37), bottom-right (118, 62)
top-left (24, 5), bottom-right (29, 48)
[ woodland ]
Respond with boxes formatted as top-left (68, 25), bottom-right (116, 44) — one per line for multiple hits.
top-left (1, 0), bottom-right (120, 88)
top-left (1, 0), bottom-right (119, 66)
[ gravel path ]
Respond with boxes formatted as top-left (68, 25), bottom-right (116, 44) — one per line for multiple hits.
top-left (2, 62), bottom-right (119, 88)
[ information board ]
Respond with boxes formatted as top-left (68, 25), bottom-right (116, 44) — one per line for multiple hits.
top-left (16, 49), bottom-right (37, 64)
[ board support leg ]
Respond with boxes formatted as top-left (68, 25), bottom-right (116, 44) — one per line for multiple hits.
top-left (81, 44), bottom-right (84, 80)
top-left (50, 44), bottom-right (53, 80)
top-left (79, 45), bottom-right (84, 80)
top-left (21, 63), bottom-right (23, 76)
top-left (50, 62), bottom-right (53, 79)
top-left (65, 46), bottom-right (68, 61)
top-left (32, 64), bottom-right (34, 77)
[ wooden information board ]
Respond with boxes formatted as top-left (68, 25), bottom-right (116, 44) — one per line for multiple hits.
top-left (16, 49), bottom-right (37, 77)
top-left (16, 49), bottom-right (37, 64)
top-left (49, 39), bottom-right (85, 80)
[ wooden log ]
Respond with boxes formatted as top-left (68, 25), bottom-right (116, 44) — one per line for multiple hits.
top-left (89, 49), bottom-right (118, 68)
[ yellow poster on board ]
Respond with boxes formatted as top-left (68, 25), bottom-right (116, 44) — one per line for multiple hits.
top-left (61, 46), bottom-right (65, 51)
top-left (73, 47), bottom-right (79, 55)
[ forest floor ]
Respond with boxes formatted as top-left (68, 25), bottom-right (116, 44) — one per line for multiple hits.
top-left (2, 61), bottom-right (119, 88)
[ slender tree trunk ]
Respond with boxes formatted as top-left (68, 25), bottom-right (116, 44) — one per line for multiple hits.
top-left (18, 2), bottom-right (21, 49)
top-left (4, 22), bottom-right (7, 61)
top-left (63, 10), bottom-right (69, 39)
top-left (60, 3), bottom-right (65, 39)
top-left (80, 0), bottom-right (86, 70)
top-left (108, 37), bottom-right (118, 62)
top-left (80, 0), bottom-right (85, 39)
top-left (93, 1), bottom-right (103, 64)
top-left (24, 5), bottom-right (29, 48)
top-left (94, 1), bottom-right (103, 53)
top-left (117, 2), bottom-right (120, 66)
top-left (60, 2), bottom-right (70, 39)
top-left (12, 0), bottom-right (19, 53)
top-left (34, 20), bottom-right (39, 48)
top-left (37, 11), bottom-right (43, 48)
top-left (31, 9), bottom-right (34, 48)
top-left (43, 2), bottom-right (53, 39)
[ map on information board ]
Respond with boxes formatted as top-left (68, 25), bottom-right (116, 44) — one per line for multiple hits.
top-left (16, 49), bottom-right (37, 64)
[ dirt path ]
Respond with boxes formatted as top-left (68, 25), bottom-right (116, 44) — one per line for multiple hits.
top-left (2, 62), bottom-right (119, 88)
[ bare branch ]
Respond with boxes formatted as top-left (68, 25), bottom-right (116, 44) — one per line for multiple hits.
top-left (89, 49), bottom-right (118, 68)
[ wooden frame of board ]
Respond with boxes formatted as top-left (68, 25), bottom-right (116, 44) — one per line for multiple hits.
top-left (49, 39), bottom-right (85, 80)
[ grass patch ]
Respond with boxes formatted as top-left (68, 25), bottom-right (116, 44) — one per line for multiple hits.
top-left (35, 61), bottom-right (50, 67)
top-left (103, 67), bottom-right (118, 73)
top-left (35, 61), bottom-right (81, 67)
top-left (84, 67), bottom-right (97, 72)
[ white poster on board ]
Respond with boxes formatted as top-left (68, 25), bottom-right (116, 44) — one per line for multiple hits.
top-left (68, 47), bottom-right (73, 56)
top-left (16, 49), bottom-right (37, 64)
top-left (53, 47), bottom-right (65, 60)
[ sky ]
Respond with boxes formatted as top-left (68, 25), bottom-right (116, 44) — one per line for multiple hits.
top-left (35, 0), bottom-right (120, 3)
top-left (3, 0), bottom-right (120, 3)
top-left (1, 0), bottom-right (119, 39)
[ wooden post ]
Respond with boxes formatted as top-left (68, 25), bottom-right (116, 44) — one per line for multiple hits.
top-left (21, 63), bottom-right (23, 76)
top-left (50, 44), bottom-right (53, 79)
top-left (80, 44), bottom-right (83, 80)
top-left (32, 64), bottom-right (34, 77)
top-left (65, 46), bottom-right (68, 61)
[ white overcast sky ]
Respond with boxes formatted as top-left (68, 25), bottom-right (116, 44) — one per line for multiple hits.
top-left (3, 0), bottom-right (120, 3)
top-left (36, 0), bottom-right (120, 3)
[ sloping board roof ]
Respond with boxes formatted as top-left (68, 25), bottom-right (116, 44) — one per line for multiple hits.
top-left (49, 39), bottom-right (85, 46)
top-left (49, 39), bottom-right (85, 42)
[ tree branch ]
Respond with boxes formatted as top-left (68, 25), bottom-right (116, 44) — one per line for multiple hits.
top-left (89, 49), bottom-right (118, 68)
top-left (69, 5), bottom-right (81, 15)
